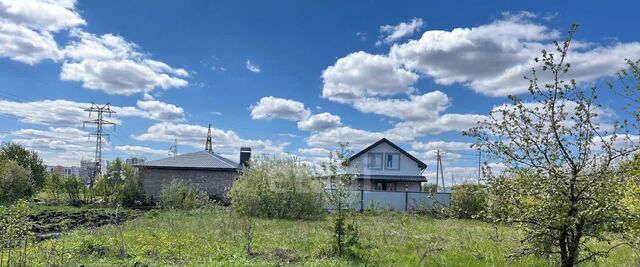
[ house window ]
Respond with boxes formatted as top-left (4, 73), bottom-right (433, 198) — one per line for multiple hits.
top-left (385, 153), bottom-right (400, 170)
top-left (375, 182), bottom-right (395, 191)
top-left (368, 153), bottom-right (382, 169)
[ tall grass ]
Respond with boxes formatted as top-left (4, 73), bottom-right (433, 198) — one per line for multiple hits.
top-left (11, 208), bottom-right (638, 266)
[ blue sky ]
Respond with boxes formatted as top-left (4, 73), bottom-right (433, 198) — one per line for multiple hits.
top-left (0, 0), bottom-right (639, 184)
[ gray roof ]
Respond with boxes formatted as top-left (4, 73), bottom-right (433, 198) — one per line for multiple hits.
top-left (139, 151), bottom-right (239, 170)
top-left (356, 174), bottom-right (427, 182)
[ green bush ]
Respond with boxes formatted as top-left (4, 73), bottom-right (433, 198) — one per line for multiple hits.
top-left (450, 183), bottom-right (487, 219)
top-left (230, 156), bottom-right (325, 220)
top-left (0, 200), bottom-right (32, 265)
top-left (0, 159), bottom-right (32, 204)
top-left (117, 173), bottom-right (147, 207)
top-left (159, 180), bottom-right (209, 210)
top-left (63, 176), bottom-right (84, 205)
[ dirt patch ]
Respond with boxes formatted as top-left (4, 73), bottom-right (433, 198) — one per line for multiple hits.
top-left (270, 248), bottom-right (299, 264)
top-left (29, 209), bottom-right (138, 241)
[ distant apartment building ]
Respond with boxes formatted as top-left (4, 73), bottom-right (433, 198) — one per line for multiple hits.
top-left (45, 165), bottom-right (80, 177)
top-left (80, 159), bottom-right (96, 184)
top-left (125, 157), bottom-right (145, 166)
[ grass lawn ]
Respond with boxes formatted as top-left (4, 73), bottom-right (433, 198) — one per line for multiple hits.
top-left (11, 207), bottom-right (639, 266)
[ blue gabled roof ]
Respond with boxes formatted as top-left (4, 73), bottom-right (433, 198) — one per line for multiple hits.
top-left (140, 150), bottom-right (239, 170)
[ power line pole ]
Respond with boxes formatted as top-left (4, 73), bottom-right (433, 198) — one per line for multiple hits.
top-left (435, 150), bottom-right (445, 192)
top-left (435, 149), bottom-right (440, 192)
top-left (477, 149), bottom-right (482, 185)
top-left (168, 138), bottom-right (178, 157)
top-left (83, 103), bottom-right (116, 188)
top-left (439, 153), bottom-right (445, 192)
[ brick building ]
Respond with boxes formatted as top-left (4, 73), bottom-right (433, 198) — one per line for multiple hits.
top-left (136, 125), bottom-right (251, 202)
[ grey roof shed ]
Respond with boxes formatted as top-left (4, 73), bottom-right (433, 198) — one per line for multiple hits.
top-left (139, 151), bottom-right (239, 170)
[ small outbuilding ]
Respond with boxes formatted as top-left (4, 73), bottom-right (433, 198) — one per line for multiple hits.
top-left (136, 125), bottom-right (251, 202)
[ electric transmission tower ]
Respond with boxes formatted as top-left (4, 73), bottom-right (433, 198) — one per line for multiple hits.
top-left (83, 103), bottom-right (116, 187)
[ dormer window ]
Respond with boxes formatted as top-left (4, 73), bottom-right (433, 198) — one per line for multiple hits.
top-left (368, 153), bottom-right (382, 169)
top-left (385, 153), bottom-right (400, 170)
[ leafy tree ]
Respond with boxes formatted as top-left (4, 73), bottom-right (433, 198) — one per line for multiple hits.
top-left (0, 159), bottom-right (32, 204)
top-left (93, 174), bottom-right (112, 200)
top-left (230, 156), bottom-right (325, 220)
top-left (323, 144), bottom-right (360, 257)
top-left (0, 143), bottom-right (45, 194)
top-left (91, 157), bottom-right (126, 203)
top-left (465, 25), bottom-right (639, 266)
top-left (107, 158), bottom-right (124, 181)
top-left (63, 176), bottom-right (84, 205)
top-left (105, 157), bottom-right (125, 191)
top-left (46, 172), bottom-right (64, 202)
top-left (421, 183), bottom-right (437, 193)
top-left (609, 58), bottom-right (640, 126)
top-left (117, 165), bottom-right (147, 207)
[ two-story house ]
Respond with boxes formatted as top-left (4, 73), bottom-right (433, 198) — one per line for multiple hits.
top-left (348, 138), bottom-right (427, 192)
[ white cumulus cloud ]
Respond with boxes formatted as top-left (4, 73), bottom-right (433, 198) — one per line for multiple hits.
top-left (352, 91), bottom-right (450, 121)
top-left (115, 145), bottom-right (168, 158)
top-left (297, 112), bottom-right (342, 131)
top-left (321, 51), bottom-right (418, 103)
top-left (250, 96), bottom-right (311, 121)
top-left (132, 122), bottom-right (289, 159)
top-left (61, 31), bottom-right (189, 95)
top-left (0, 0), bottom-right (84, 64)
top-left (0, 98), bottom-right (185, 127)
top-left (378, 17), bottom-right (424, 45)
top-left (8, 127), bottom-right (99, 165)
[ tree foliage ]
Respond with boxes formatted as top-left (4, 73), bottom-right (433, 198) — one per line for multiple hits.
top-left (117, 165), bottom-right (147, 207)
top-left (0, 200), bottom-right (32, 266)
top-left (63, 175), bottom-right (84, 205)
top-left (450, 183), bottom-right (487, 220)
top-left (230, 156), bottom-right (325, 220)
top-left (159, 180), bottom-right (209, 210)
top-left (0, 159), bottom-right (32, 204)
top-left (45, 172), bottom-right (64, 203)
top-left (322, 144), bottom-right (360, 257)
top-left (465, 25), bottom-right (639, 266)
top-left (421, 183), bottom-right (437, 194)
top-left (609, 58), bottom-right (640, 126)
top-left (0, 143), bottom-right (45, 194)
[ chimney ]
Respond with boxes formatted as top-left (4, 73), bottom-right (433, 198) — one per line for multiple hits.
top-left (239, 147), bottom-right (251, 169)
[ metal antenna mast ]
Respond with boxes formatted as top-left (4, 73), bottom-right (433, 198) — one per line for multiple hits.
top-left (83, 102), bottom-right (116, 186)
top-left (169, 138), bottom-right (178, 156)
top-left (205, 124), bottom-right (213, 152)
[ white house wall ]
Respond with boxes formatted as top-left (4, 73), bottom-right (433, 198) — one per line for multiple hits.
top-left (350, 142), bottom-right (422, 176)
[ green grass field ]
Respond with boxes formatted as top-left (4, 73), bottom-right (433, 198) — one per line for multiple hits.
top-left (10, 207), bottom-right (637, 266)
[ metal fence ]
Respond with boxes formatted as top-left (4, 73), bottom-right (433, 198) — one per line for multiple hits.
top-left (327, 190), bottom-right (451, 212)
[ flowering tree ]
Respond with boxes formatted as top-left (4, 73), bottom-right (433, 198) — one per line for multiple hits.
top-left (465, 25), bottom-right (640, 266)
